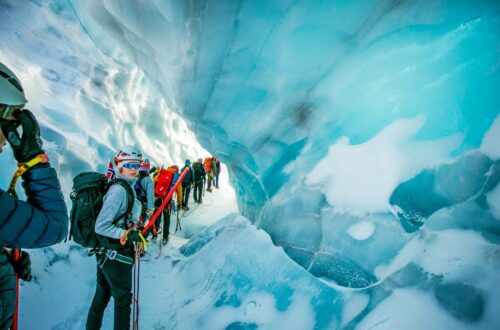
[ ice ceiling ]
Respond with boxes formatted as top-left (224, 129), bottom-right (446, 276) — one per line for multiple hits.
top-left (1, 0), bottom-right (500, 327)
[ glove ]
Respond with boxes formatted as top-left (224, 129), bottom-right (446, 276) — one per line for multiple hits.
top-left (146, 208), bottom-right (154, 217)
top-left (129, 228), bottom-right (150, 243)
top-left (9, 251), bottom-right (32, 282)
top-left (128, 230), bottom-right (144, 243)
top-left (0, 109), bottom-right (44, 163)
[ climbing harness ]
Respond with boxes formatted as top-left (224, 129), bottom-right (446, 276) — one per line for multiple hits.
top-left (88, 247), bottom-right (135, 267)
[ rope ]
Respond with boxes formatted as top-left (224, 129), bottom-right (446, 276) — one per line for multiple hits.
top-left (132, 242), bottom-right (142, 330)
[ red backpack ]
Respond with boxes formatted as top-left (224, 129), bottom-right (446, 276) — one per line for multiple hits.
top-left (154, 168), bottom-right (174, 198)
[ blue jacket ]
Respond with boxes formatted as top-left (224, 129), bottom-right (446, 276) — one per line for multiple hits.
top-left (0, 166), bottom-right (68, 329)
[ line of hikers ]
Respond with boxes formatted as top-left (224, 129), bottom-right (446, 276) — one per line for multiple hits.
top-left (130, 154), bottom-right (221, 245)
top-left (0, 62), bottom-right (223, 330)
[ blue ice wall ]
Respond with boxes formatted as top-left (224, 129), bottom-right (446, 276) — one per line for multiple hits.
top-left (1, 0), bottom-right (500, 327)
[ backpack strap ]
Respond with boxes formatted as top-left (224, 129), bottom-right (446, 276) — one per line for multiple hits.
top-left (109, 178), bottom-right (135, 225)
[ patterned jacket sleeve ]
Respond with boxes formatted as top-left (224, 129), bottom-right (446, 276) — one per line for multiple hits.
top-left (0, 166), bottom-right (68, 248)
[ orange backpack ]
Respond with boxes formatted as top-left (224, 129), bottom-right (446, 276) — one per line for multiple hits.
top-left (204, 157), bottom-right (212, 172)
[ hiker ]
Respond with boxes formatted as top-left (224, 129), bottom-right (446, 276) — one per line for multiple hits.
top-left (152, 165), bottom-right (181, 244)
top-left (135, 159), bottom-right (155, 225)
top-left (204, 156), bottom-right (214, 192)
top-left (160, 165), bottom-right (183, 244)
top-left (86, 145), bottom-right (147, 330)
top-left (192, 158), bottom-right (206, 204)
top-left (0, 62), bottom-right (68, 329)
top-left (181, 159), bottom-right (194, 210)
top-left (213, 157), bottom-right (221, 188)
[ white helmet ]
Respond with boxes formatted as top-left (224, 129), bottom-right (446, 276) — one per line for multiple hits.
top-left (114, 145), bottom-right (142, 168)
top-left (0, 63), bottom-right (27, 106)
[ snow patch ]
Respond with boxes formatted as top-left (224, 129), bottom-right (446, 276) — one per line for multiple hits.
top-left (307, 117), bottom-right (461, 213)
top-left (347, 221), bottom-right (375, 240)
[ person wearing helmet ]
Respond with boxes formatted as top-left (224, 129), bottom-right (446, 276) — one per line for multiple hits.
top-left (135, 159), bottom-right (155, 224)
top-left (86, 145), bottom-right (147, 330)
top-left (0, 62), bottom-right (68, 329)
top-left (192, 158), bottom-right (206, 204)
top-left (181, 159), bottom-right (195, 210)
top-left (158, 164), bottom-right (183, 244)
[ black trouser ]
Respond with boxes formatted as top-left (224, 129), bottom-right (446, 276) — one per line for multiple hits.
top-left (163, 205), bottom-right (171, 240)
top-left (193, 179), bottom-right (203, 202)
top-left (86, 252), bottom-right (133, 330)
top-left (182, 184), bottom-right (191, 207)
top-left (153, 198), bottom-right (171, 240)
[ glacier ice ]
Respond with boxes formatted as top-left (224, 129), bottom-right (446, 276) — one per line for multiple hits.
top-left (1, 0), bottom-right (500, 328)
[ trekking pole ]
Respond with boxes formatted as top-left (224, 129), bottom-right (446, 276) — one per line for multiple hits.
top-left (132, 248), bottom-right (137, 329)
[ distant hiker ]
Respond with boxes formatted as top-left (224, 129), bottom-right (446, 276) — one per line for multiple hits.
top-left (86, 145), bottom-right (147, 330)
top-left (158, 165), bottom-right (183, 243)
top-left (0, 62), bottom-right (68, 330)
top-left (135, 159), bottom-right (155, 225)
top-left (204, 156), bottom-right (214, 192)
top-left (151, 165), bottom-right (181, 244)
top-left (170, 165), bottom-right (183, 209)
top-left (213, 157), bottom-right (221, 188)
top-left (192, 158), bottom-right (206, 203)
top-left (181, 159), bottom-right (195, 210)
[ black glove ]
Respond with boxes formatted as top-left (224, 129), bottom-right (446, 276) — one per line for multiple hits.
top-left (129, 230), bottom-right (148, 243)
top-left (0, 109), bottom-right (44, 163)
top-left (9, 250), bottom-right (32, 282)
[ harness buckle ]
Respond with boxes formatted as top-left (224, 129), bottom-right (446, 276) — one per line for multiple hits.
top-left (107, 250), bottom-right (117, 260)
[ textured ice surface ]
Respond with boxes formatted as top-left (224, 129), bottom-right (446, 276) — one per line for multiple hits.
top-left (1, 0), bottom-right (500, 328)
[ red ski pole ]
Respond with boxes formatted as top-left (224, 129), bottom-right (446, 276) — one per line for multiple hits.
top-left (142, 168), bottom-right (189, 234)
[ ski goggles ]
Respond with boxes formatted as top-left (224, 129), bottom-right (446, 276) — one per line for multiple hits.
top-left (122, 162), bottom-right (141, 170)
